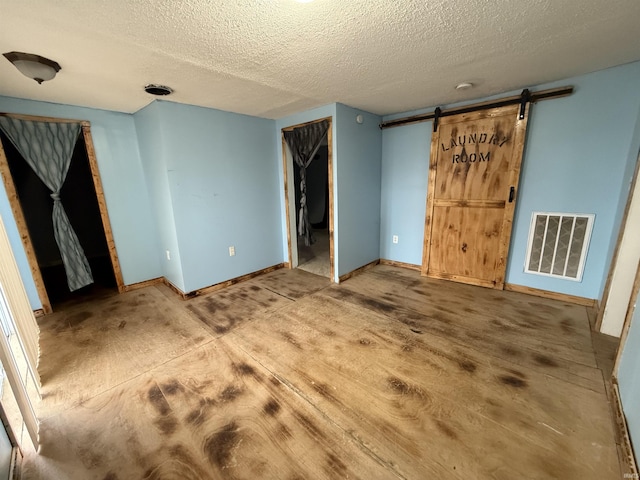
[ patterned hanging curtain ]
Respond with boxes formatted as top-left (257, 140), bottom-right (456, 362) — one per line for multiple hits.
top-left (0, 117), bottom-right (93, 291)
top-left (283, 120), bottom-right (329, 246)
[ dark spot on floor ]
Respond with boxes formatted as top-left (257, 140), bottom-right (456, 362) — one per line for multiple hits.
top-left (410, 328), bottom-right (423, 334)
top-left (117, 320), bottom-right (126, 329)
top-left (325, 452), bottom-right (348, 476)
top-left (312, 382), bottom-right (339, 403)
top-left (161, 379), bottom-right (183, 396)
top-left (213, 323), bottom-right (231, 334)
top-left (277, 423), bottom-right (292, 439)
top-left (359, 338), bottom-right (371, 345)
top-left (500, 345), bottom-right (521, 357)
top-left (269, 376), bottom-right (282, 387)
top-left (499, 375), bottom-right (528, 388)
top-left (263, 399), bottom-right (281, 416)
top-left (292, 411), bottom-right (326, 440)
top-left (233, 363), bottom-right (261, 381)
top-left (363, 298), bottom-right (395, 313)
top-left (507, 369), bottom-right (527, 379)
top-left (458, 359), bottom-right (477, 373)
top-left (185, 398), bottom-right (216, 427)
top-left (533, 354), bottom-right (559, 367)
top-left (204, 421), bottom-right (239, 467)
top-left (560, 318), bottom-right (574, 333)
top-left (219, 385), bottom-right (243, 403)
top-left (193, 336), bottom-right (206, 343)
top-left (387, 376), bottom-right (410, 395)
top-left (435, 419), bottom-right (458, 440)
top-left (250, 285), bottom-right (261, 292)
top-left (154, 415), bottom-right (178, 435)
top-left (280, 332), bottom-right (303, 349)
top-left (102, 473), bottom-right (118, 480)
top-left (67, 311), bottom-right (92, 327)
top-left (147, 384), bottom-right (170, 416)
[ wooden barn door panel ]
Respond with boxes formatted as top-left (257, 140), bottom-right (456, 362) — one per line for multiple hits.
top-left (422, 104), bottom-right (529, 289)
top-left (429, 206), bottom-right (505, 287)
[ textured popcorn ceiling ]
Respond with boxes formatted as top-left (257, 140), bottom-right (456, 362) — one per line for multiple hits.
top-left (1, 0), bottom-right (639, 118)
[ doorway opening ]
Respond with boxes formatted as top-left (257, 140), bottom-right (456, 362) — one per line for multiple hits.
top-left (0, 115), bottom-right (124, 313)
top-left (282, 118), bottom-right (334, 280)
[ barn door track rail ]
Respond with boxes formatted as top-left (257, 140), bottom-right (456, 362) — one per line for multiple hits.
top-left (380, 86), bottom-right (573, 130)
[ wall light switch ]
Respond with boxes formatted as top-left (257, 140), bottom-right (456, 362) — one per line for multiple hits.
top-left (392, 235), bottom-right (399, 244)
top-left (229, 246), bottom-right (236, 257)
top-left (166, 250), bottom-right (171, 260)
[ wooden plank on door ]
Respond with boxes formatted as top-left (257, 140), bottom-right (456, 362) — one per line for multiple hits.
top-left (422, 104), bottom-right (529, 289)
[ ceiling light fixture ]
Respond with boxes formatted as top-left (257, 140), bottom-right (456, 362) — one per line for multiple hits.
top-left (144, 84), bottom-right (173, 96)
top-left (455, 82), bottom-right (474, 90)
top-left (3, 51), bottom-right (61, 84)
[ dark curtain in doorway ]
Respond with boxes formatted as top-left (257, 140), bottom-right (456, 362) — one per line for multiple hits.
top-left (283, 120), bottom-right (329, 246)
top-left (0, 117), bottom-right (93, 291)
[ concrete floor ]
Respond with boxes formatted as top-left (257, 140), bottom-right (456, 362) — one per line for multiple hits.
top-left (21, 265), bottom-right (621, 479)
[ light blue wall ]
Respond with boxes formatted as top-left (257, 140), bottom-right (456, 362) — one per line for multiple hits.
top-left (151, 101), bottom-right (282, 293)
top-left (335, 103), bottom-right (382, 277)
top-left (380, 121), bottom-right (431, 265)
top-left (276, 104), bottom-right (382, 281)
top-left (380, 61), bottom-right (640, 299)
top-left (0, 178), bottom-right (40, 308)
top-left (507, 62), bottom-right (640, 298)
top-left (618, 288), bottom-right (640, 459)
top-left (133, 102), bottom-right (184, 290)
top-left (0, 96), bottom-right (161, 308)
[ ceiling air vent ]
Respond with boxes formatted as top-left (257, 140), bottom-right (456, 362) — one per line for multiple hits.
top-left (524, 212), bottom-right (594, 282)
top-left (144, 84), bottom-right (173, 96)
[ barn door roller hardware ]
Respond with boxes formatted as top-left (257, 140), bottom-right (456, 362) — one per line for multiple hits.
top-left (519, 89), bottom-right (531, 120)
top-left (433, 107), bottom-right (441, 133)
top-left (380, 86), bottom-right (573, 130)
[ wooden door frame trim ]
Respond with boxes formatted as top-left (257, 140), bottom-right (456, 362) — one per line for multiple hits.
top-left (281, 117), bottom-right (335, 283)
top-left (81, 125), bottom-right (125, 293)
top-left (596, 151), bottom-right (640, 332)
top-left (0, 138), bottom-right (51, 313)
top-left (0, 113), bottom-right (125, 313)
top-left (613, 257), bottom-right (640, 376)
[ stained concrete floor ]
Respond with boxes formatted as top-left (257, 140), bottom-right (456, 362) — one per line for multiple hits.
top-left (21, 265), bottom-right (621, 479)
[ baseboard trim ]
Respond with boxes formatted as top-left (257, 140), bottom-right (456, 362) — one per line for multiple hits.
top-left (184, 263), bottom-right (286, 299)
top-left (379, 259), bottom-right (421, 272)
top-left (504, 283), bottom-right (597, 307)
top-left (122, 277), bottom-right (164, 292)
top-left (338, 260), bottom-right (380, 283)
top-left (612, 379), bottom-right (638, 477)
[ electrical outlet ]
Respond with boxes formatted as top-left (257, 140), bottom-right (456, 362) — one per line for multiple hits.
top-left (229, 246), bottom-right (235, 257)
top-left (166, 250), bottom-right (171, 260)
top-left (392, 235), bottom-right (399, 244)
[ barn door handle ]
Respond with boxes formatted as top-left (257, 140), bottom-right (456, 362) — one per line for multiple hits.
top-left (461, 243), bottom-right (468, 253)
top-left (508, 186), bottom-right (515, 203)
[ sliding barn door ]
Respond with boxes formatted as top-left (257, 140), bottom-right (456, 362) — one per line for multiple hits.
top-left (422, 104), bottom-right (529, 289)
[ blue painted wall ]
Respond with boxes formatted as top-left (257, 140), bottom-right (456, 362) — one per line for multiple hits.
top-left (380, 61), bottom-right (640, 299)
top-left (380, 121), bottom-right (431, 265)
top-left (335, 103), bottom-right (382, 277)
top-left (618, 288), bottom-right (640, 459)
top-left (150, 101), bottom-right (282, 293)
top-left (0, 96), bottom-right (161, 308)
top-left (134, 102), bottom-right (184, 290)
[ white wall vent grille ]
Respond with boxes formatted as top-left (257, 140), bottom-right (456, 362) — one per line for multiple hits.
top-left (525, 212), bottom-right (594, 281)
